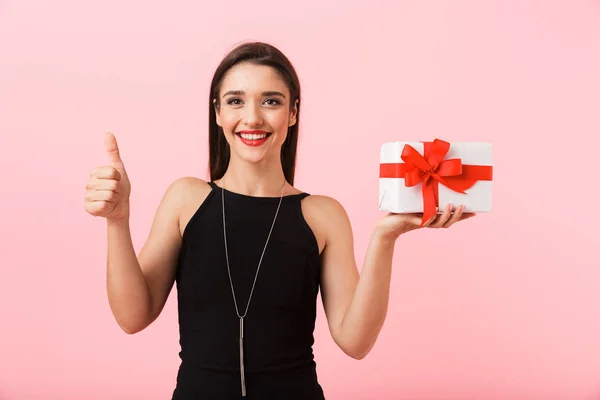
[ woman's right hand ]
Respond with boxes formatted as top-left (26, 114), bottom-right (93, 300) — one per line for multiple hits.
top-left (84, 132), bottom-right (131, 221)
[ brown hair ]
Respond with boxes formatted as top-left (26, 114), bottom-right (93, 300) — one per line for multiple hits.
top-left (208, 42), bottom-right (301, 185)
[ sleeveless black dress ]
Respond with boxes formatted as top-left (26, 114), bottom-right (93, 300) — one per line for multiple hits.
top-left (171, 181), bottom-right (326, 400)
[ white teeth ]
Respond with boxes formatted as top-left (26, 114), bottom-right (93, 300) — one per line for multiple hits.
top-left (240, 133), bottom-right (267, 140)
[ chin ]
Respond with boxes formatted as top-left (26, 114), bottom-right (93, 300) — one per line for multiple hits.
top-left (236, 151), bottom-right (270, 165)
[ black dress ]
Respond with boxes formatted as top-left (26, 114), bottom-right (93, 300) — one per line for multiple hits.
top-left (171, 181), bottom-right (326, 400)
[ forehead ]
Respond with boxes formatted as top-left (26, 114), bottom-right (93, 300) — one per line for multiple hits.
top-left (220, 63), bottom-right (289, 95)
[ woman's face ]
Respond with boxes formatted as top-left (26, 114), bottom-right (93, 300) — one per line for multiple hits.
top-left (215, 62), bottom-right (297, 166)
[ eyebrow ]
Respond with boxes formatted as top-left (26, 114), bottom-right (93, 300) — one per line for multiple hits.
top-left (222, 90), bottom-right (286, 98)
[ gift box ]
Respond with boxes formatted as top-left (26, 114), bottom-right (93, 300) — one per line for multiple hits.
top-left (379, 139), bottom-right (493, 225)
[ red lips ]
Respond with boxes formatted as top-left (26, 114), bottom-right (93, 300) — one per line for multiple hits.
top-left (236, 130), bottom-right (272, 147)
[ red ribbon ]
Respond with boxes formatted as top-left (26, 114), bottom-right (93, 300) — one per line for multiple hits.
top-left (379, 139), bottom-right (493, 225)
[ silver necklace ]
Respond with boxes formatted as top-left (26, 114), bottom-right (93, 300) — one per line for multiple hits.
top-left (220, 178), bottom-right (286, 399)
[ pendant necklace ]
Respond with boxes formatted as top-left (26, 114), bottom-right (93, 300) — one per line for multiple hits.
top-left (221, 178), bottom-right (286, 399)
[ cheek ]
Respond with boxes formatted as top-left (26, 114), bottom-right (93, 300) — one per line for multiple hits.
top-left (220, 112), bottom-right (240, 131)
top-left (268, 112), bottom-right (291, 132)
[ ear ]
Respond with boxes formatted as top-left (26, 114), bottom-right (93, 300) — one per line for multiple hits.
top-left (213, 99), bottom-right (222, 127)
top-left (288, 99), bottom-right (299, 127)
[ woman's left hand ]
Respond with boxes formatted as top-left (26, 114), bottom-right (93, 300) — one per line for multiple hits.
top-left (375, 204), bottom-right (476, 243)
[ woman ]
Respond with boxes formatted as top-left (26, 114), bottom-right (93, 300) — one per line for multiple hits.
top-left (84, 41), bottom-right (473, 399)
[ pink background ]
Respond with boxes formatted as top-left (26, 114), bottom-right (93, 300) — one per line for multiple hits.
top-left (1, 0), bottom-right (599, 399)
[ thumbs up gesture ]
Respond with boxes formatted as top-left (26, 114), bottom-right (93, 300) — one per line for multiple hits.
top-left (84, 132), bottom-right (132, 221)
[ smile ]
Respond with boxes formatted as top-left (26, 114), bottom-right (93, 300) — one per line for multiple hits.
top-left (235, 130), bottom-right (272, 146)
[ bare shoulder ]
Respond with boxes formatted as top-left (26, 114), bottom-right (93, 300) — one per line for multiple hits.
top-left (167, 176), bottom-right (212, 199)
top-left (300, 193), bottom-right (351, 254)
top-left (301, 194), bottom-right (347, 217)
top-left (169, 177), bottom-right (214, 237)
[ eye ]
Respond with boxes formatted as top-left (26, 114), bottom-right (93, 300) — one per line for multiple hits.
top-left (226, 98), bottom-right (243, 106)
top-left (264, 98), bottom-right (281, 106)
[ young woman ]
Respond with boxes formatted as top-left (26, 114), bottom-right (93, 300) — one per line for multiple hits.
top-left (84, 42), bottom-right (473, 399)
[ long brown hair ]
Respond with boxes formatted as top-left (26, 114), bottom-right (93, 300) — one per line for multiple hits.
top-left (208, 42), bottom-right (301, 185)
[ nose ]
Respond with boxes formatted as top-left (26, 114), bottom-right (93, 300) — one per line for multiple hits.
top-left (242, 102), bottom-right (263, 127)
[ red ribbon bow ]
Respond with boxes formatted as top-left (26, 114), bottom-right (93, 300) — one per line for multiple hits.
top-left (380, 139), bottom-right (493, 225)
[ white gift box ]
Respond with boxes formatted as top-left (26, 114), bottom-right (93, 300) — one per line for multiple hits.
top-left (378, 140), bottom-right (493, 215)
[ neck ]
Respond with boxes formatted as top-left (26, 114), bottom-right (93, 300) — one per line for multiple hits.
top-left (220, 157), bottom-right (287, 197)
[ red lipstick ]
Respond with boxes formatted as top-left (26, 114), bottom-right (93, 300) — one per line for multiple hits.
top-left (236, 130), bottom-right (271, 147)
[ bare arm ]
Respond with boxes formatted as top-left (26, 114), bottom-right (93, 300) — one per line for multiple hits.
top-left (308, 196), bottom-right (472, 359)
top-left (106, 177), bottom-right (194, 334)
top-left (321, 213), bottom-right (395, 359)
top-left (86, 134), bottom-right (207, 334)
top-left (306, 196), bottom-right (381, 359)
